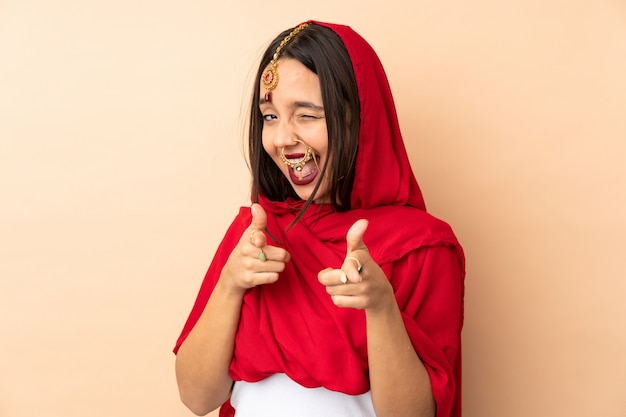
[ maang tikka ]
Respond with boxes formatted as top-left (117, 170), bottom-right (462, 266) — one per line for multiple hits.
top-left (261, 23), bottom-right (310, 103)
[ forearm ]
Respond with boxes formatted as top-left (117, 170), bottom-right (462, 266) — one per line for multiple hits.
top-left (175, 280), bottom-right (245, 415)
top-left (367, 300), bottom-right (435, 417)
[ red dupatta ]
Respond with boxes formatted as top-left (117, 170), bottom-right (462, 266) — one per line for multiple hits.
top-left (175, 21), bottom-right (465, 417)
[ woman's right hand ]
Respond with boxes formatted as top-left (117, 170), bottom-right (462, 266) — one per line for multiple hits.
top-left (220, 203), bottom-right (291, 291)
top-left (176, 203), bottom-right (288, 415)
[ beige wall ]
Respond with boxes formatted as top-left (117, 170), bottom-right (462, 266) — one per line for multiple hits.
top-left (1, 1), bottom-right (624, 416)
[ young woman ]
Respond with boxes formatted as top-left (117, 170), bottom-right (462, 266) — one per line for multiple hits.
top-left (174, 21), bottom-right (465, 417)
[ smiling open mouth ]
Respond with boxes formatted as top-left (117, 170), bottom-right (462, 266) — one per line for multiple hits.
top-left (283, 152), bottom-right (320, 185)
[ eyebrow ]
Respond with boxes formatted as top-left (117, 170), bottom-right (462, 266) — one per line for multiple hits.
top-left (294, 101), bottom-right (324, 111)
top-left (258, 97), bottom-right (324, 112)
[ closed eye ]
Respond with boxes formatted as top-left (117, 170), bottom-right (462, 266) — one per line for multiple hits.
top-left (298, 114), bottom-right (324, 120)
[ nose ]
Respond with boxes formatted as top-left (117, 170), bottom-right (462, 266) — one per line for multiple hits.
top-left (272, 118), bottom-right (299, 149)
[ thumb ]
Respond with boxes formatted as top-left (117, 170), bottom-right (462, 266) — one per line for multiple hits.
top-left (346, 219), bottom-right (369, 253)
top-left (250, 203), bottom-right (267, 231)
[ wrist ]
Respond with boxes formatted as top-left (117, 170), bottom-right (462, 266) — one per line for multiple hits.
top-left (214, 276), bottom-right (247, 301)
top-left (366, 283), bottom-right (398, 316)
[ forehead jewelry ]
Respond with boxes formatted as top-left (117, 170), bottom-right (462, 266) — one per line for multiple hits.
top-left (261, 22), bottom-right (310, 103)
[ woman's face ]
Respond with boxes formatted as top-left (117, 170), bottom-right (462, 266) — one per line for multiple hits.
top-left (259, 58), bottom-right (330, 203)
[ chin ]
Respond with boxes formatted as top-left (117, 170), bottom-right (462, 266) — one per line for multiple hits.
top-left (295, 186), bottom-right (330, 204)
top-left (293, 188), bottom-right (316, 201)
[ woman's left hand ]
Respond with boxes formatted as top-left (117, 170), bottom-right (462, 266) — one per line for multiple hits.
top-left (318, 219), bottom-right (395, 310)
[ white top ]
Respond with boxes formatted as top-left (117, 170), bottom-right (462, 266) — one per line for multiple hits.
top-left (230, 373), bottom-right (376, 417)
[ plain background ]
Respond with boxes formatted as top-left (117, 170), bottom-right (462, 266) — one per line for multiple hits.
top-left (1, 1), bottom-right (625, 416)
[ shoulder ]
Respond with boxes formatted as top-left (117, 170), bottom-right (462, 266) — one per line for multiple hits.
top-left (212, 206), bottom-right (253, 252)
top-left (367, 206), bottom-right (457, 241)
top-left (358, 206), bottom-right (462, 265)
top-left (222, 206), bottom-right (253, 235)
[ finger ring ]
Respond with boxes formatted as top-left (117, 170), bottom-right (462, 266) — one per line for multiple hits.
top-left (258, 248), bottom-right (267, 262)
top-left (340, 271), bottom-right (348, 284)
top-left (249, 230), bottom-right (257, 244)
top-left (345, 256), bottom-right (363, 273)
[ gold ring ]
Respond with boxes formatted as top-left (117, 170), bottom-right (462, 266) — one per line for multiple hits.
top-left (249, 230), bottom-right (257, 244)
top-left (345, 256), bottom-right (363, 273)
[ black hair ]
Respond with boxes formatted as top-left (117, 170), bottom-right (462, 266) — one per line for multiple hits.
top-left (248, 23), bottom-right (360, 225)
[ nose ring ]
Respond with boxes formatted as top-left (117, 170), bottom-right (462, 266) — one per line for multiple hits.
top-left (279, 144), bottom-right (313, 172)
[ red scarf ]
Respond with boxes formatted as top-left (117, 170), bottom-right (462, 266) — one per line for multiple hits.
top-left (175, 21), bottom-right (465, 417)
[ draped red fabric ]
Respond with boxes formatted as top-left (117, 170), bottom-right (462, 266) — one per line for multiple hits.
top-left (174, 21), bottom-right (465, 417)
